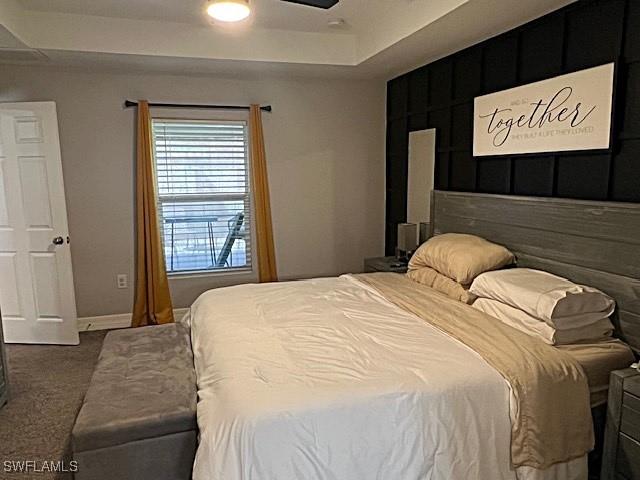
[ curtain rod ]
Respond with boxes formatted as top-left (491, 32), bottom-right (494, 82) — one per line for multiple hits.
top-left (124, 100), bottom-right (272, 112)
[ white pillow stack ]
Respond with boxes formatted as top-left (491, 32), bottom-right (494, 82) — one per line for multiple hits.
top-left (469, 268), bottom-right (615, 345)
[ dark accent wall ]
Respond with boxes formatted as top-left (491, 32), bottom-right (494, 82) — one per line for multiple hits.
top-left (385, 0), bottom-right (640, 255)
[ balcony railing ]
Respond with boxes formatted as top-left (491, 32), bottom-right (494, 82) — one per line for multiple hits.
top-left (161, 212), bottom-right (248, 273)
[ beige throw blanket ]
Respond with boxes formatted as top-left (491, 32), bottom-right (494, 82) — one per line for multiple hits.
top-left (356, 272), bottom-right (594, 469)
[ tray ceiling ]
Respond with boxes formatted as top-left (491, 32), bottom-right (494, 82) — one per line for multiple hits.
top-left (2, 0), bottom-right (576, 79)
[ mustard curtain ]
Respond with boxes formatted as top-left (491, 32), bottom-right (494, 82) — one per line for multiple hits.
top-left (131, 100), bottom-right (174, 327)
top-left (249, 105), bottom-right (278, 283)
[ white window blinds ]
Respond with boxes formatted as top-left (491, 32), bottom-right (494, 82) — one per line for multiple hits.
top-left (151, 119), bottom-right (251, 274)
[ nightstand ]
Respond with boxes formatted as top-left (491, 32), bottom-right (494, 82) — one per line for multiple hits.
top-left (364, 256), bottom-right (408, 274)
top-left (601, 368), bottom-right (640, 480)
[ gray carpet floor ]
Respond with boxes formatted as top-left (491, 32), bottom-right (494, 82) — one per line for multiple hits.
top-left (0, 331), bottom-right (106, 480)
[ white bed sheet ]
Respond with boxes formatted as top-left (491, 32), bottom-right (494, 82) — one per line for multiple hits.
top-left (188, 275), bottom-right (587, 480)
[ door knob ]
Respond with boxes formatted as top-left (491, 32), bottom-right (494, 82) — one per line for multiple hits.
top-left (52, 236), bottom-right (64, 245)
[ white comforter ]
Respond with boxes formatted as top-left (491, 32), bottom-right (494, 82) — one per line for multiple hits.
top-left (188, 275), bottom-right (587, 480)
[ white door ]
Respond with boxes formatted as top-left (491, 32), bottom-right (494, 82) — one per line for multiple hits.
top-left (0, 102), bottom-right (78, 345)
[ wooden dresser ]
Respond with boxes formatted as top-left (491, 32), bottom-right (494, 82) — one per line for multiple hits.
top-left (602, 369), bottom-right (640, 480)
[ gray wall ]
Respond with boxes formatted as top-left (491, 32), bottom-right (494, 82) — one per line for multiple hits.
top-left (0, 65), bottom-right (386, 317)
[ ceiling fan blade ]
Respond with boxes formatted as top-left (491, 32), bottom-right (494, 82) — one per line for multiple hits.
top-left (280, 0), bottom-right (339, 8)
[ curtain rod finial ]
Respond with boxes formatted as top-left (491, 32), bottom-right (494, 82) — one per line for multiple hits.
top-left (124, 100), bottom-right (137, 108)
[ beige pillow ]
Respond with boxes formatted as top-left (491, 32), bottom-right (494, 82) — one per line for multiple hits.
top-left (407, 267), bottom-right (477, 304)
top-left (409, 233), bottom-right (514, 285)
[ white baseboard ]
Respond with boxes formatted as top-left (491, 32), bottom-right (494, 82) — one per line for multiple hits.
top-left (77, 308), bottom-right (190, 332)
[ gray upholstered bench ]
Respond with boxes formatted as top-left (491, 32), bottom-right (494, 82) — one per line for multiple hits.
top-left (72, 323), bottom-right (197, 480)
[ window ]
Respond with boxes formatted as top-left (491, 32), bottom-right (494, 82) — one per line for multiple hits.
top-left (152, 119), bottom-right (251, 274)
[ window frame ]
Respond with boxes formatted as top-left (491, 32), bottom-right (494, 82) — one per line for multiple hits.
top-left (151, 116), bottom-right (254, 278)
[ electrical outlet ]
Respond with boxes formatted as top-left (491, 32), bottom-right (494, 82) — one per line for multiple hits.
top-left (117, 274), bottom-right (128, 289)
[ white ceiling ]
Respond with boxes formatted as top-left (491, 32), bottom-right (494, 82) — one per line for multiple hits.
top-left (16, 0), bottom-right (365, 33)
top-left (1, 0), bottom-right (576, 79)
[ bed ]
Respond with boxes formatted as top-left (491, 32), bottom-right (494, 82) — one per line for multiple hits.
top-left (185, 191), bottom-right (640, 480)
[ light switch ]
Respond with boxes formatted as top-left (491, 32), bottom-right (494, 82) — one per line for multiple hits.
top-left (117, 274), bottom-right (128, 289)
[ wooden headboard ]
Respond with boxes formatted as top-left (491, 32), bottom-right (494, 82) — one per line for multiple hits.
top-left (431, 190), bottom-right (640, 353)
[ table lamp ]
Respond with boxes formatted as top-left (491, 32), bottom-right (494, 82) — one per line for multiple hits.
top-left (396, 223), bottom-right (418, 262)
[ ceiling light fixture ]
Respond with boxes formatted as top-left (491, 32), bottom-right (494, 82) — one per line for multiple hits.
top-left (207, 0), bottom-right (251, 22)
